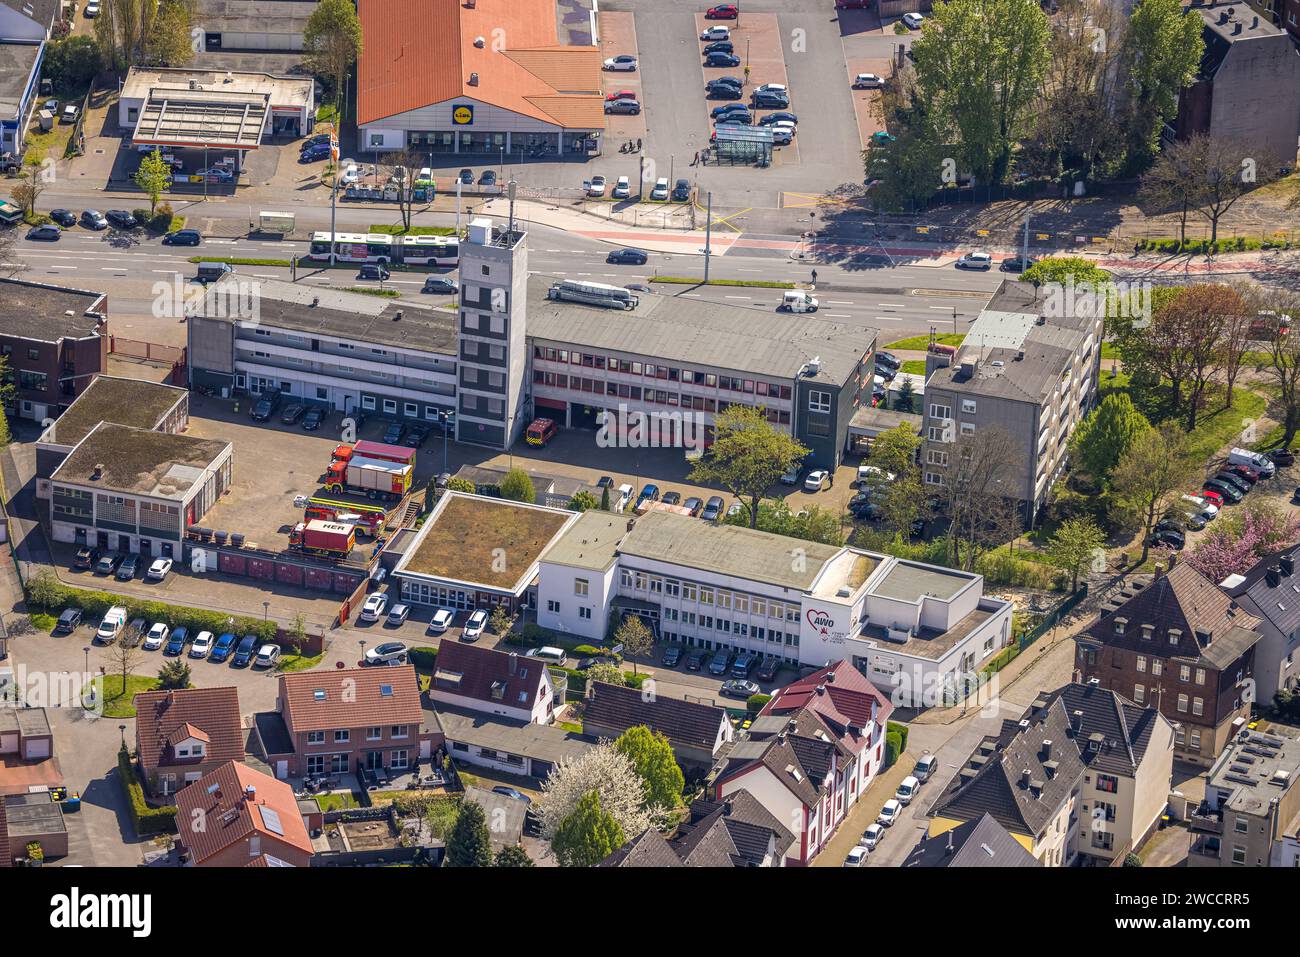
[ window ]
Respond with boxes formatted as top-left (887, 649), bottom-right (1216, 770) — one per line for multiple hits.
top-left (929, 403), bottom-right (951, 419)
top-left (961, 399), bottom-right (977, 414)
top-left (1136, 655), bottom-right (1146, 673)
top-left (307, 731), bottom-right (324, 745)
top-left (1180, 664), bottom-right (1191, 682)
top-left (367, 726), bottom-right (381, 740)
top-left (1195, 668), bottom-right (1206, 685)
top-left (361, 395), bottom-right (376, 411)
top-left (579, 607), bottom-right (592, 620)
top-left (574, 578), bottom-right (589, 597)
top-left (1234, 816), bottom-right (1249, 834)
top-left (1096, 774), bottom-right (1118, 794)
top-left (1133, 683), bottom-right (1144, 704)
top-left (1232, 846), bottom-right (1247, 865)
top-left (926, 450), bottom-right (948, 467)
top-left (959, 422), bottom-right (975, 436)
top-left (1152, 660), bottom-right (1163, 677)
top-left (808, 390), bottom-right (832, 413)
top-left (1192, 697), bottom-right (1204, 716)
top-left (1177, 693), bottom-right (1189, 713)
top-left (334, 730), bottom-right (350, 743)
top-left (924, 472), bottom-right (943, 486)
top-left (382, 399), bottom-right (397, 414)
top-left (1189, 728), bottom-right (1202, 751)
top-left (391, 725), bottom-right (409, 739)
top-left (547, 600), bottom-right (560, 613)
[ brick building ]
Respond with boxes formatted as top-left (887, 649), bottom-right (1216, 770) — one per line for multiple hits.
top-left (0, 279), bottom-right (107, 423)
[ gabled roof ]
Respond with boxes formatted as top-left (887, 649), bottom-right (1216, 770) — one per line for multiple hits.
top-left (278, 666), bottom-right (423, 734)
top-left (903, 812), bottom-right (1041, 868)
top-left (134, 687), bottom-right (244, 773)
top-left (669, 804), bottom-right (740, 866)
top-left (1225, 543), bottom-right (1300, 640)
top-left (175, 761), bottom-right (313, 865)
top-left (1042, 682), bottom-right (1168, 777)
top-left (600, 827), bottom-right (684, 868)
top-left (357, 0), bottom-right (604, 128)
top-left (583, 681), bottom-right (728, 752)
top-left (1082, 562), bottom-right (1262, 671)
top-left (432, 640), bottom-right (549, 712)
top-left (685, 790), bottom-right (795, 865)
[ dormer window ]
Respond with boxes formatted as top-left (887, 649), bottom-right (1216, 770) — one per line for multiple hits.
top-left (1113, 617), bottom-right (1128, 636)
top-left (1140, 623), bottom-right (1154, 640)
top-left (1168, 628), bottom-right (1182, 646)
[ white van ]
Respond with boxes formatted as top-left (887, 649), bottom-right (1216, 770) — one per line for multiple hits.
top-left (527, 646), bottom-right (567, 665)
top-left (895, 775), bottom-right (920, 806)
top-left (1228, 447), bottom-right (1274, 478)
top-left (615, 483), bottom-right (634, 512)
top-left (781, 290), bottom-right (818, 313)
top-left (96, 606), bottom-right (128, 643)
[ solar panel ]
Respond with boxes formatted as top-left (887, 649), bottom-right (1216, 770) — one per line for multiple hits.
top-left (260, 806), bottom-right (284, 836)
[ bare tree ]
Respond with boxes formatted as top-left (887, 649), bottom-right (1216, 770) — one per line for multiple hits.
top-left (1258, 289), bottom-right (1300, 447)
top-left (1186, 134), bottom-right (1278, 245)
top-left (1153, 284), bottom-right (1241, 429)
top-left (1111, 422), bottom-right (1198, 562)
top-left (11, 161), bottom-right (47, 217)
top-left (1137, 136), bottom-right (1199, 249)
top-left (938, 426), bottom-right (1026, 570)
top-left (1219, 281), bottom-right (1255, 406)
top-left (386, 148), bottom-right (423, 232)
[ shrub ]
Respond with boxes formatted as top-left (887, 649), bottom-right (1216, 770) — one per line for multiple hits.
top-left (117, 746), bottom-right (176, 836)
top-left (131, 208), bottom-right (150, 225)
top-left (408, 646), bottom-right (437, 669)
top-left (150, 202), bottom-right (174, 232)
top-left (887, 721), bottom-right (909, 754)
top-left (572, 644), bottom-right (603, 656)
top-left (885, 731), bottom-right (902, 767)
top-left (746, 693), bottom-right (772, 713)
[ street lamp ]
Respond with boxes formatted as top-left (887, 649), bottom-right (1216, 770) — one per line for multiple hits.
top-left (358, 639), bottom-right (367, 667)
top-left (440, 408), bottom-right (455, 474)
top-left (82, 646), bottom-right (89, 679)
top-left (262, 601), bottom-right (270, 621)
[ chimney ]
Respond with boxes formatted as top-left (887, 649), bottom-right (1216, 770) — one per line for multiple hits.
top-left (626, 518), bottom-right (636, 532)
top-left (508, 652), bottom-right (517, 675)
top-left (815, 684), bottom-right (826, 696)
top-left (1282, 556), bottom-right (1295, 577)
top-left (1020, 768), bottom-right (1031, 788)
top-left (1267, 566), bottom-right (1282, 587)
top-left (1071, 709), bottom-right (1084, 731)
top-left (91, 463), bottom-right (104, 480)
top-left (826, 670), bottom-right (836, 684)
top-left (244, 785), bottom-right (255, 803)
top-left (1041, 739), bottom-right (1053, 760)
top-left (945, 830), bottom-right (955, 855)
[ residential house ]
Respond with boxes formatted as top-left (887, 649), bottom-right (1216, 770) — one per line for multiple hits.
top-left (713, 661), bottom-right (892, 865)
top-left (903, 812), bottom-right (1041, 867)
top-left (175, 760), bottom-right (314, 867)
top-left (1074, 561), bottom-right (1262, 765)
top-left (601, 789), bottom-right (795, 867)
top-left (134, 687), bottom-right (245, 800)
top-left (582, 680), bottom-right (734, 770)
top-left (430, 638), bottom-right (557, 724)
top-left (255, 666), bottom-right (437, 779)
top-left (1220, 546), bottom-right (1300, 703)
top-left (0, 705), bottom-right (52, 762)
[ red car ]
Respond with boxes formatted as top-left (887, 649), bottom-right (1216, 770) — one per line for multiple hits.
top-left (605, 89), bottom-right (636, 101)
top-left (1199, 488), bottom-right (1224, 507)
top-left (706, 4), bottom-right (739, 18)
top-left (1225, 464), bottom-right (1260, 484)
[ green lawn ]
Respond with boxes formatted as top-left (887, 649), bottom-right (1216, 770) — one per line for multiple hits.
top-left (367, 224), bottom-right (457, 236)
top-left (901, 359), bottom-right (926, 375)
top-left (341, 286), bottom-right (400, 298)
top-left (1100, 371), bottom-right (1267, 463)
top-left (30, 613), bottom-right (57, 632)
top-left (278, 652), bottom-right (325, 673)
top-left (89, 674), bottom-right (160, 718)
top-left (315, 792), bottom-right (363, 812)
top-left (885, 333), bottom-right (965, 351)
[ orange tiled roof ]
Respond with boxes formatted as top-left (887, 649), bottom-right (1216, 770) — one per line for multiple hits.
top-left (358, 0), bottom-right (604, 129)
top-left (175, 761), bottom-right (313, 866)
top-left (278, 666), bottom-right (423, 734)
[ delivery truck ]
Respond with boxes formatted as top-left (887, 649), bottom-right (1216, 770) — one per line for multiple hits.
top-left (289, 520), bottom-right (356, 559)
top-left (324, 455), bottom-right (413, 500)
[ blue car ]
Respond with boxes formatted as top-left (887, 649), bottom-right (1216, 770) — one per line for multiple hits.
top-left (163, 626), bottom-right (189, 657)
top-left (300, 144), bottom-right (331, 163)
top-left (209, 632), bottom-right (237, 663)
top-left (636, 484), bottom-right (660, 509)
top-left (231, 633), bottom-right (260, 667)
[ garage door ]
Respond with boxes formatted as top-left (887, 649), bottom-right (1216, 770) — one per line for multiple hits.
top-left (24, 738), bottom-right (50, 759)
top-left (0, 733), bottom-right (17, 754)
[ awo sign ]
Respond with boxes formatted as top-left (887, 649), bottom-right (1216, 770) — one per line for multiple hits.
top-left (806, 607), bottom-right (845, 644)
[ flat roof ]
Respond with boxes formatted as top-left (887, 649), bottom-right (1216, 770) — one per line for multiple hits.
top-left (198, 277), bottom-right (458, 355)
top-left (811, 550), bottom-right (880, 599)
top-left (42, 376), bottom-right (186, 448)
top-left (394, 492), bottom-right (577, 593)
top-left (617, 510), bottom-right (841, 591)
top-left (861, 604), bottom-right (997, 661)
top-left (3, 791), bottom-right (65, 838)
top-left (121, 67), bottom-right (315, 108)
top-left (195, 0), bottom-right (319, 37)
top-left (526, 274), bottom-right (876, 386)
top-left (540, 509), bottom-right (625, 572)
top-left (0, 279), bottom-right (106, 342)
top-left (0, 41), bottom-right (40, 117)
top-left (132, 87), bottom-right (269, 149)
top-left (1208, 728), bottom-right (1300, 816)
top-left (52, 422), bottom-right (230, 500)
top-left (870, 560), bottom-right (975, 603)
top-left (0, 707), bottom-right (50, 737)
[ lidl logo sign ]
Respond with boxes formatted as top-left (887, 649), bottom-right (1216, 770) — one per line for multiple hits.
top-left (452, 104), bottom-right (474, 126)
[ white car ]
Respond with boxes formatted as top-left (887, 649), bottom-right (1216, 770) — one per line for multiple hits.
top-left (852, 73), bottom-right (884, 89)
top-left (844, 845), bottom-right (869, 867)
top-left (61, 104), bottom-right (78, 124)
top-left (1181, 494), bottom-right (1219, 520)
top-left (365, 641), bottom-right (409, 666)
top-left (700, 25), bottom-right (730, 41)
top-left (84, 0), bottom-right (99, 15)
top-left (861, 822), bottom-right (885, 850)
top-left (462, 608), bottom-right (489, 642)
top-left (755, 83), bottom-right (787, 94)
top-left (359, 592), bottom-right (389, 622)
top-left (603, 55), bottom-right (638, 71)
top-left (877, 798), bottom-right (903, 826)
top-left (253, 644), bottom-right (281, 669)
top-left (956, 251), bottom-right (993, 270)
top-left (189, 631), bottom-right (214, 659)
top-left (340, 163), bottom-right (360, 185)
top-left (587, 174), bottom-right (607, 197)
top-left (650, 177), bottom-right (669, 200)
top-left (895, 774), bottom-right (921, 806)
top-left (804, 469), bottom-right (829, 492)
top-left (146, 557), bottom-right (173, 581)
top-left (780, 465), bottom-right (801, 485)
top-left (612, 175), bottom-right (631, 199)
top-left (772, 129), bottom-right (793, 146)
top-left (769, 120), bottom-right (797, 136)
top-left (427, 608), bottom-right (455, 634)
top-left (386, 603), bottom-right (410, 626)
top-left (902, 12), bottom-right (924, 28)
top-left (857, 464), bottom-right (895, 485)
top-left (144, 622), bottom-right (169, 651)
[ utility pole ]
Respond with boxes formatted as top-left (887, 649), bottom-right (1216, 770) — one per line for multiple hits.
top-left (703, 191), bottom-right (713, 283)
top-left (455, 179), bottom-right (463, 237)
top-left (1023, 217), bottom-right (1030, 264)
top-left (328, 142), bottom-right (338, 265)
top-left (952, 306), bottom-right (958, 336)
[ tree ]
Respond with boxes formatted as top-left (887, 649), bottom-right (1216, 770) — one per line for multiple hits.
top-left (551, 790), bottom-right (625, 867)
top-left (1110, 422), bottom-right (1198, 561)
top-left (101, 641), bottom-right (143, 699)
top-left (688, 404), bottom-right (808, 529)
top-left (157, 658), bottom-right (192, 690)
top-left (1021, 256), bottom-right (1111, 289)
top-left (863, 425), bottom-right (927, 538)
top-left (1184, 502), bottom-right (1300, 582)
top-left (535, 740), bottom-right (664, 842)
top-left (1117, 0), bottom-right (1204, 169)
top-left (612, 614), bottom-right (653, 674)
top-left (302, 0), bottom-right (363, 114)
top-left (94, 0), bottom-right (160, 69)
top-left (1138, 136), bottom-right (1201, 248)
top-left (385, 149), bottom-right (423, 231)
top-left (1069, 393), bottom-right (1151, 485)
top-left (1258, 290), bottom-right (1300, 446)
top-left (1218, 282), bottom-right (1256, 406)
top-left (445, 800), bottom-right (492, 867)
top-left (569, 490), bottom-right (600, 512)
top-left (1181, 134), bottom-right (1279, 245)
top-left (910, 0), bottom-right (1052, 184)
top-left (864, 76), bottom-right (946, 212)
top-left (25, 569), bottom-right (62, 611)
top-left (585, 661), bottom-right (626, 687)
top-left (613, 726), bottom-right (684, 810)
top-left (43, 35), bottom-right (102, 90)
top-left (1047, 517), bottom-right (1106, 591)
top-left (493, 845), bottom-right (534, 867)
top-left (446, 477), bottom-right (475, 493)
top-left (498, 468), bottom-right (536, 504)
top-left (144, 0), bottom-right (195, 66)
top-left (937, 426), bottom-right (1026, 570)
top-left (134, 149), bottom-right (170, 217)
top-left (599, 485), bottom-right (611, 510)
top-left (11, 161), bottom-right (47, 217)
top-left (721, 498), bottom-right (844, 545)
top-left (894, 376), bottom-right (916, 413)
top-left (1147, 284), bottom-right (1243, 429)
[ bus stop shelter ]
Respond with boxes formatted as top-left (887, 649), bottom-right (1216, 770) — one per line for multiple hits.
top-left (713, 125), bottom-right (773, 165)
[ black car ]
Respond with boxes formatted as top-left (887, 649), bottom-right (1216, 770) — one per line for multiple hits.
top-left (1150, 528), bottom-right (1186, 550)
top-left (875, 360), bottom-right (896, 381)
top-left (597, 475), bottom-right (614, 489)
top-left (383, 421), bottom-right (406, 444)
top-left (1203, 478), bottom-right (1243, 504)
top-left (662, 491), bottom-right (682, 506)
top-left (73, 546), bottom-right (99, 570)
top-left (1268, 448), bottom-right (1296, 467)
top-left (716, 110), bottom-right (753, 126)
top-left (116, 553), bottom-right (139, 581)
top-left (706, 84), bottom-right (743, 100)
top-left (757, 111), bottom-right (798, 126)
top-left (662, 645), bottom-right (682, 667)
top-left (684, 652), bottom-right (704, 671)
top-left (95, 553), bottom-right (123, 575)
top-left (357, 264), bottom-right (390, 281)
top-left (458, 168), bottom-right (474, 184)
top-left (26, 224), bottom-right (59, 241)
top-left (705, 51), bottom-right (741, 67)
top-left (405, 424), bottom-right (430, 447)
top-left (479, 170), bottom-right (498, 186)
top-left (280, 403), bottom-right (305, 424)
top-left (1000, 255), bottom-right (1038, 273)
top-left (751, 92), bottom-right (789, 109)
top-left (162, 229), bottom-right (202, 246)
top-left (875, 351), bottom-right (901, 372)
top-left (49, 208), bottom-right (75, 227)
top-left (54, 608), bottom-right (83, 635)
top-left (703, 40), bottom-right (734, 54)
top-left (1213, 471), bottom-right (1251, 495)
top-left (250, 395), bottom-right (280, 421)
top-left (1180, 511), bottom-right (1208, 531)
top-left (301, 132), bottom-right (335, 151)
top-left (301, 407), bottom-right (324, 430)
top-left (422, 277), bottom-right (457, 294)
top-left (105, 209), bottom-right (138, 230)
top-left (711, 103), bottom-right (749, 119)
top-left (607, 247), bottom-right (648, 265)
top-left (756, 656), bottom-right (781, 682)
top-left (671, 178), bottom-right (691, 201)
top-left (850, 499), bottom-right (882, 521)
top-left (683, 496), bottom-right (704, 516)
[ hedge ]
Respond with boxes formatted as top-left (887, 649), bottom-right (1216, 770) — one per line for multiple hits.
top-left (117, 746), bottom-right (176, 836)
top-left (885, 731), bottom-right (903, 768)
top-left (27, 573), bottom-right (278, 643)
top-left (746, 693), bottom-right (772, 714)
top-left (408, 646), bottom-right (437, 669)
top-left (887, 721), bottom-right (909, 754)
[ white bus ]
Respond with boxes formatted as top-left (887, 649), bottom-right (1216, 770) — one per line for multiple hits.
top-left (397, 234), bottom-right (459, 266)
top-left (259, 211), bottom-right (295, 234)
top-left (307, 232), bottom-right (396, 263)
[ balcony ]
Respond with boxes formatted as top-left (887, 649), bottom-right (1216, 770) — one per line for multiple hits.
top-left (1188, 806), bottom-right (1223, 835)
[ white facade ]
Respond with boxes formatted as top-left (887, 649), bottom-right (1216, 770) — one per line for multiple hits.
top-left (429, 669), bottom-right (555, 725)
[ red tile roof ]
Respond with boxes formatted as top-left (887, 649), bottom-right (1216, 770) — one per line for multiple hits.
top-left (432, 639), bottom-right (548, 711)
top-left (278, 666), bottom-right (423, 734)
top-left (175, 761), bottom-right (313, 866)
top-left (764, 661), bottom-right (892, 734)
top-left (134, 687), bottom-right (244, 774)
top-left (357, 0), bottom-right (605, 128)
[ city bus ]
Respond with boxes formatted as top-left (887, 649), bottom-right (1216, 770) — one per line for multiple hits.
top-left (396, 234), bottom-right (459, 266)
top-left (307, 232), bottom-right (396, 263)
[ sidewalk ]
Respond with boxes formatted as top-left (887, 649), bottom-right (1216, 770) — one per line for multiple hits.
top-left (811, 753), bottom-right (917, 867)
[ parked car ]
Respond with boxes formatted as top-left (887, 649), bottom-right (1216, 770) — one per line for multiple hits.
top-left (301, 407), bottom-right (325, 430)
top-left (366, 641), bottom-right (409, 665)
top-left (404, 424), bottom-right (430, 448)
top-left (716, 109), bottom-right (753, 126)
top-left (383, 420), bottom-right (406, 444)
top-left (636, 483), bottom-right (661, 508)
top-left (249, 395), bottom-right (279, 422)
top-left (757, 111), bottom-right (798, 126)
top-left (685, 652), bottom-right (704, 671)
top-left (143, 622), bottom-right (169, 651)
top-left (683, 496), bottom-right (704, 516)
top-left (1267, 448), bottom-right (1296, 467)
top-left (711, 102), bottom-right (749, 120)
top-left (427, 608), bottom-right (455, 634)
top-left (895, 775), bottom-right (921, 805)
top-left (706, 4), bottom-right (739, 17)
top-left (73, 546), bottom-right (98, 570)
top-left (780, 464), bottom-right (801, 485)
top-left (587, 174), bottom-right (608, 196)
top-left (650, 177), bottom-right (670, 200)
top-left (913, 754), bottom-right (938, 782)
top-left (163, 626), bottom-right (189, 656)
top-left (253, 645), bottom-right (281, 669)
top-left (385, 604), bottom-right (411, 627)
top-left (422, 277), bottom-right (457, 294)
top-left (707, 649), bottom-right (732, 675)
top-left (703, 39), bottom-right (735, 54)
top-left (672, 178), bottom-right (692, 201)
top-left (359, 593), bottom-right (389, 622)
top-left (662, 645), bottom-right (683, 667)
top-left (26, 224), bottom-right (59, 241)
top-left (54, 608), bottom-right (83, 634)
top-left (706, 82), bottom-right (743, 100)
top-left (84, 0), bottom-right (100, 15)
top-left (1225, 464), bottom-right (1260, 485)
top-left (48, 208), bottom-right (75, 227)
top-left (94, 552), bottom-right (123, 575)
top-left (721, 678), bottom-right (760, 698)
top-left (700, 25), bottom-right (731, 40)
top-left (105, 209), bottom-right (138, 230)
top-left (661, 491), bottom-right (682, 507)
top-left (903, 11), bottom-right (925, 28)
top-left (1000, 255), bottom-right (1038, 273)
top-left (115, 553), bottom-right (139, 581)
top-left (612, 175), bottom-right (631, 199)
top-left (861, 822), bottom-right (885, 850)
top-left (280, 403), bottom-right (305, 424)
top-left (756, 656), bottom-right (781, 682)
top-left (1213, 471), bottom-right (1251, 495)
top-left (852, 73), bottom-right (884, 89)
top-left (701, 496), bottom-right (725, 521)
top-left (479, 170), bottom-right (497, 187)
top-left (493, 786), bottom-right (531, 803)
top-left (844, 845), bottom-right (869, 867)
top-left (750, 92), bottom-right (789, 110)
top-left (607, 247), bottom-right (648, 265)
top-left (189, 631), bottom-right (214, 659)
top-left (210, 632), bottom-right (237, 663)
top-left (1150, 527), bottom-right (1186, 550)
top-left (877, 798), bottom-right (903, 826)
top-left (603, 55), bottom-right (638, 71)
top-left (80, 209), bottom-right (108, 230)
top-left (462, 608), bottom-right (489, 641)
top-left (804, 469), bottom-right (829, 492)
top-left (161, 229), bottom-right (201, 246)
top-left (705, 51), bottom-right (741, 67)
top-left (604, 90), bottom-right (636, 102)
top-left (956, 251), bottom-right (993, 270)
top-left (457, 168), bottom-right (474, 184)
top-left (300, 143), bottom-right (332, 162)
top-left (231, 634), bottom-right (260, 667)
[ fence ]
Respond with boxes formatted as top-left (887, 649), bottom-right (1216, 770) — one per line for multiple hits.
top-left (108, 337), bottom-right (184, 364)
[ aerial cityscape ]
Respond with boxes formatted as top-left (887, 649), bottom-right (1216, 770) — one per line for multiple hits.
top-left (0, 0), bottom-right (1297, 912)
